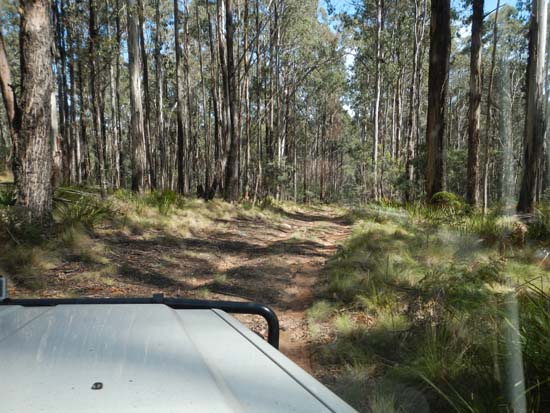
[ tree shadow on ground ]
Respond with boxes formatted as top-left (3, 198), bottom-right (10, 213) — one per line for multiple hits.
top-left (117, 261), bottom-right (197, 290)
top-left (280, 211), bottom-right (347, 225)
top-left (203, 263), bottom-right (291, 304)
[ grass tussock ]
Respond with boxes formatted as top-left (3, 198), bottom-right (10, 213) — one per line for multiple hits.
top-left (0, 170), bottom-right (13, 183)
top-left (0, 188), bottom-right (297, 291)
top-left (312, 203), bottom-right (550, 412)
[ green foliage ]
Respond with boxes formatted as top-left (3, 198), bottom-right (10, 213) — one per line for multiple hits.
top-left (517, 283), bottom-right (550, 410)
top-left (0, 245), bottom-right (59, 289)
top-left (53, 195), bottom-right (113, 230)
top-left (0, 207), bottom-right (43, 243)
top-left (528, 204), bottom-right (550, 241)
top-left (306, 300), bottom-right (334, 322)
top-left (0, 187), bottom-right (16, 207)
top-left (313, 203), bottom-right (550, 412)
top-left (259, 195), bottom-right (277, 210)
top-left (145, 190), bottom-right (178, 215)
top-left (430, 191), bottom-right (464, 210)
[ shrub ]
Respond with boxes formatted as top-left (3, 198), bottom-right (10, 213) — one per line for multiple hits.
top-left (53, 196), bottom-right (113, 230)
top-left (430, 192), bottom-right (464, 210)
top-left (529, 204), bottom-right (550, 242)
top-left (259, 195), bottom-right (277, 210)
top-left (307, 300), bottom-right (334, 323)
top-left (0, 187), bottom-right (16, 207)
top-left (517, 284), bottom-right (550, 411)
top-left (0, 207), bottom-right (42, 243)
top-left (145, 190), bottom-right (178, 215)
top-left (0, 245), bottom-right (59, 289)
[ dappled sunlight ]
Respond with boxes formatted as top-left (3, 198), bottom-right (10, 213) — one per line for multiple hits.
top-left (309, 203), bottom-right (550, 412)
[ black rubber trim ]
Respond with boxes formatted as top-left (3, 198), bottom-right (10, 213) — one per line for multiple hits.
top-left (0, 294), bottom-right (280, 348)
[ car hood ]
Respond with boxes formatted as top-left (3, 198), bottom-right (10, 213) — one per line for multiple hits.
top-left (0, 304), bottom-right (356, 412)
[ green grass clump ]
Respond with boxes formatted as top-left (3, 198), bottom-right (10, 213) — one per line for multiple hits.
top-left (0, 187), bottom-right (16, 207)
top-left (306, 300), bottom-right (334, 323)
top-left (0, 245), bottom-right (60, 289)
top-left (529, 204), bottom-right (550, 242)
top-left (145, 190), bottom-right (178, 215)
top-left (53, 195), bottom-right (113, 230)
top-left (312, 202), bottom-right (550, 412)
top-left (431, 191), bottom-right (464, 210)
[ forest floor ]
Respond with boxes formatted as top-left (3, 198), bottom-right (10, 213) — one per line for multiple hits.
top-left (7, 193), bottom-right (550, 412)
top-left (9, 199), bottom-right (352, 374)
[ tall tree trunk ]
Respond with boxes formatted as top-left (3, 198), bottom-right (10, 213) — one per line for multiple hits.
top-left (243, 0), bottom-right (251, 200)
top-left (127, 0), bottom-right (146, 192)
top-left (425, 0), bottom-right (451, 201)
top-left (405, 0), bottom-right (427, 202)
top-left (155, 0), bottom-right (165, 189)
top-left (224, 0), bottom-right (239, 201)
top-left (115, 0), bottom-right (123, 187)
top-left (0, 27), bottom-right (17, 137)
top-left (373, 0), bottom-right (383, 201)
top-left (138, 0), bottom-right (155, 189)
top-left (76, 31), bottom-right (89, 183)
top-left (67, 26), bottom-right (80, 184)
top-left (13, 0), bottom-right (55, 224)
top-left (107, 16), bottom-right (120, 188)
top-left (498, 59), bottom-right (513, 205)
top-left (482, 0), bottom-right (500, 214)
top-left (518, 0), bottom-right (547, 213)
top-left (466, 0), bottom-right (484, 206)
top-left (89, 0), bottom-right (107, 196)
top-left (175, 0), bottom-right (187, 194)
top-left (53, 0), bottom-right (70, 185)
top-left (207, 0), bottom-right (222, 194)
top-left (183, 0), bottom-right (194, 191)
top-left (254, 0), bottom-right (262, 203)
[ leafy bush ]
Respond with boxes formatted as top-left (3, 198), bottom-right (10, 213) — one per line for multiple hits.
top-left (517, 284), bottom-right (550, 411)
top-left (0, 187), bottom-right (16, 207)
top-left (259, 195), bottom-right (277, 210)
top-left (53, 196), bottom-right (113, 230)
top-left (430, 192), bottom-right (464, 210)
top-left (145, 190), bottom-right (178, 215)
top-left (318, 202), bottom-right (550, 412)
top-left (528, 204), bottom-right (550, 242)
top-left (0, 207), bottom-right (43, 243)
top-left (0, 245), bottom-right (59, 289)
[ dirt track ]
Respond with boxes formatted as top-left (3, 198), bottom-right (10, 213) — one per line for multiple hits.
top-left (13, 206), bottom-right (351, 371)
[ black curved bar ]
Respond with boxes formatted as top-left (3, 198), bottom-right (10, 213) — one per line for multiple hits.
top-left (1, 294), bottom-right (280, 349)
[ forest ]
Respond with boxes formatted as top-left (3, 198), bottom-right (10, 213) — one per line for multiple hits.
top-left (0, 0), bottom-right (547, 214)
top-left (1, 0), bottom-right (550, 412)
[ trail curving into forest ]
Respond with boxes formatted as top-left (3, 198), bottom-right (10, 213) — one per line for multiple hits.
top-left (13, 205), bottom-right (352, 372)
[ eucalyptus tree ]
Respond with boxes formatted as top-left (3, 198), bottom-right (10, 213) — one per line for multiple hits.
top-left (518, 0), bottom-right (547, 213)
top-left (127, 0), bottom-right (146, 192)
top-left (425, 0), bottom-right (451, 201)
top-left (0, 0), bottom-right (55, 224)
top-left (466, 0), bottom-right (484, 206)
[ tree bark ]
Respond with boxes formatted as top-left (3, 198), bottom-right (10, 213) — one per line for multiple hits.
top-left (482, 0), bottom-right (500, 214)
top-left (466, 0), bottom-right (484, 206)
top-left (425, 0), bottom-right (451, 201)
top-left (373, 0), bottom-right (383, 201)
top-left (127, 0), bottom-right (147, 192)
top-left (155, 0), bottom-right (165, 188)
top-left (0, 27), bottom-right (17, 136)
top-left (138, 0), bottom-right (155, 189)
top-left (518, 0), bottom-right (547, 213)
top-left (89, 0), bottom-right (107, 196)
top-left (223, 0), bottom-right (240, 201)
top-left (175, 0), bottom-right (188, 194)
top-left (13, 0), bottom-right (55, 224)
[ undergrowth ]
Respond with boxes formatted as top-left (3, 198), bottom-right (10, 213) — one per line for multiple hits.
top-left (311, 202), bottom-right (550, 412)
top-left (0, 188), bottom-right (290, 291)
